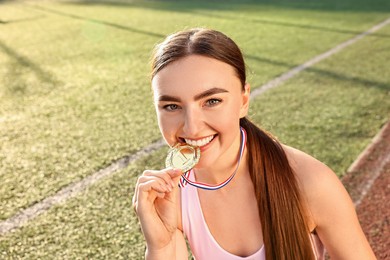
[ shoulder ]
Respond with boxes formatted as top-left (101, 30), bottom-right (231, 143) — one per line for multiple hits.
top-left (282, 144), bottom-right (339, 191)
top-left (282, 145), bottom-right (336, 183)
top-left (281, 145), bottom-right (351, 228)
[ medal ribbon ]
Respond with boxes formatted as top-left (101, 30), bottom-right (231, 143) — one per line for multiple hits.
top-left (179, 127), bottom-right (247, 190)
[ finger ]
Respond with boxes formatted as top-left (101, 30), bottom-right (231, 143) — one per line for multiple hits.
top-left (138, 175), bottom-right (171, 188)
top-left (168, 169), bottom-right (183, 187)
top-left (133, 183), bottom-right (166, 210)
top-left (133, 169), bottom-right (182, 213)
top-left (144, 169), bottom-right (179, 188)
top-left (167, 168), bottom-right (183, 178)
top-left (160, 170), bottom-right (183, 202)
top-left (138, 180), bottom-right (171, 200)
top-left (133, 176), bottom-right (162, 206)
top-left (134, 180), bottom-right (167, 214)
top-left (133, 176), bottom-right (171, 209)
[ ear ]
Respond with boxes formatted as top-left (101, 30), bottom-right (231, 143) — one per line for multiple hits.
top-left (239, 83), bottom-right (250, 118)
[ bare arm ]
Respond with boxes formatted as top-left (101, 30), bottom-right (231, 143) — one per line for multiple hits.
top-left (285, 146), bottom-right (376, 259)
top-left (309, 165), bottom-right (375, 259)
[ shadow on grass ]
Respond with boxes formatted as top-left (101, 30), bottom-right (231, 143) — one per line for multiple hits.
top-left (64, 0), bottom-right (390, 13)
top-left (27, 4), bottom-right (164, 39)
top-left (0, 15), bottom-right (45, 25)
top-left (193, 11), bottom-right (390, 39)
top-left (246, 54), bottom-right (390, 91)
top-left (0, 39), bottom-right (61, 95)
top-left (61, 0), bottom-right (390, 39)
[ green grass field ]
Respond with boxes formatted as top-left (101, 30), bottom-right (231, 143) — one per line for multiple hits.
top-left (1, 0), bottom-right (389, 258)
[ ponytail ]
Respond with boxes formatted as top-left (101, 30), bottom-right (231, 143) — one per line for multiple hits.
top-left (240, 117), bottom-right (315, 260)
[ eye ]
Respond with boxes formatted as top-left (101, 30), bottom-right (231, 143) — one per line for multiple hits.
top-left (162, 104), bottom-right (181, 111)
top-left (205, 98), bottom-right (222, 107)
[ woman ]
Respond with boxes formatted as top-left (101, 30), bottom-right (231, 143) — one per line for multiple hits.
top-left (132, 28), bottom-right (375, 259)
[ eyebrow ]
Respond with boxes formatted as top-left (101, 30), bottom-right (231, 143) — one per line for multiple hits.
top-left (157, 87), bottom-right (229, 102)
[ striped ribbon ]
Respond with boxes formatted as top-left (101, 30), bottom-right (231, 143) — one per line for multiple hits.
top-left (179, 127), bottom-right (247, 190)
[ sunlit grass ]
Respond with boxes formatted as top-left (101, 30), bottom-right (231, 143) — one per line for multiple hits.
top-left (250, 24), bottom-right (390, 174)
top-left (0, 148), bottom-right (169, 259)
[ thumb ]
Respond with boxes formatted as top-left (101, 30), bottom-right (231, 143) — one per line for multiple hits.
top-left (167, 168), bottom-right (183, 186)
top-left (163, 169), bottom-right (183, 202)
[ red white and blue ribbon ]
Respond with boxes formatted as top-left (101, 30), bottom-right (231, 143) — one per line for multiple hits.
top-left (179, 127), bottom-right (247, 190)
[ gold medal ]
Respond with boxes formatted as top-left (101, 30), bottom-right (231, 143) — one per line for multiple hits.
top-left (165, 143), bottom-right (200, 173)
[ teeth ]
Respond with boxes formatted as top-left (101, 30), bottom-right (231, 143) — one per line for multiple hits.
top-left (184, 135), bottom-right (214, 147)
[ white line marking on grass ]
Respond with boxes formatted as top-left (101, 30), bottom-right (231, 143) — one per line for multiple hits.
top-left (1, 17), bottom-right (389, 237)
top-left (250, 17), bottom-right (390, 99)
top-left (347, 121), bottom-right (390, 174)
top-left (347, 121), bottom-right (390, 207)
top-left (354, 154), bottom-right (390, 208)
top-left (0, 139), bottom-right (165, 236)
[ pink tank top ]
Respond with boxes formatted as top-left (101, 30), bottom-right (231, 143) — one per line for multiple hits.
top-left (181, 171), bottom-right (325, 259)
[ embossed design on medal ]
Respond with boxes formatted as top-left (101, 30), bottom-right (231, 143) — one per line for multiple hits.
top-left (166, 144), bottom-right (200, 173)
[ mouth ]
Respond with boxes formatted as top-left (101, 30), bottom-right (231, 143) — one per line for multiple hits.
top-left (179, 134), bottom-right (217, 147)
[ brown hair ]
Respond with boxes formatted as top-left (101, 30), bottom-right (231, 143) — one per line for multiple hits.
top-left (151, 28), bottom-right (315, 260)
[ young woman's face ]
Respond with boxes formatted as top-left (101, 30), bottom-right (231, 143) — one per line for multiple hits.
top-left (152, 55), bottom-right (250, 169)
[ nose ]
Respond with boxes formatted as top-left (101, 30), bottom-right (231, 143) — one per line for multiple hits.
top-left (182, 106), bottom-right (202, 136)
